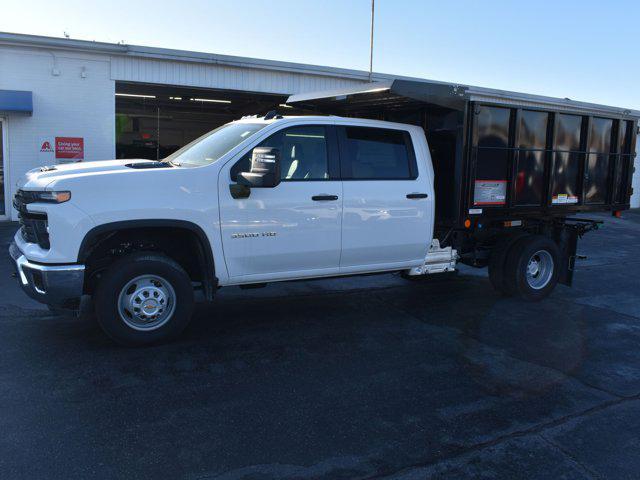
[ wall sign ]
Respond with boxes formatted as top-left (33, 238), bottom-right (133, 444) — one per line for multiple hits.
top-left (39, 140), bottom-right (53, 153)
top-left (55, 137), bottom-right (84, 160)
top-left (39, 136), bottom-right (84, 162)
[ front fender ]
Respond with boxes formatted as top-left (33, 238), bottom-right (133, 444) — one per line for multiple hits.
top-left (15, 201), bottom-right (96, 264)
top-left (77, 219), bottom-right (218, 301)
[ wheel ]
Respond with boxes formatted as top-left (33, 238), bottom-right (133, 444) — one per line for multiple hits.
top-left (487, 234), bottom-right (527, 296)
top-left (94, 252), bottom-right (195, 346)
top-left (504, 235), bottom-right (560, 301)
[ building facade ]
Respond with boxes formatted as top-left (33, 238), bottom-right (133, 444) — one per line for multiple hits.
top-left (0, 32), bottom-right (638, 221)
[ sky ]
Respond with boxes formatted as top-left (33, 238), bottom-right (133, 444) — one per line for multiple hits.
top-left (1, 0), bottom-right (639, 109)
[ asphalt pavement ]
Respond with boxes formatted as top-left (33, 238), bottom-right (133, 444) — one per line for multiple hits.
top-left (1, 211), bottom-right (639, 479)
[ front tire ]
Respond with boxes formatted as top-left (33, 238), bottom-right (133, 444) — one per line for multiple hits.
top-left (504, 235), bottom-right (560, 301)
top-left (94, 252), bottom-right (194, 346)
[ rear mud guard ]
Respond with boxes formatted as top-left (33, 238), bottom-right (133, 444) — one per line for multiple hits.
top-left (554, 218), bottom-right (601, 287)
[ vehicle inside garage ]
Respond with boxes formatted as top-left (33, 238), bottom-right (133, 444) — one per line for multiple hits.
top-left (115, 82), bottom-right (299, 160)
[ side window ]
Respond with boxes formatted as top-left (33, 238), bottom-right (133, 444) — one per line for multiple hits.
top-left (341, 127), bottom-right (416, 180)
top-left (230, 125), bottom-right (329, 181)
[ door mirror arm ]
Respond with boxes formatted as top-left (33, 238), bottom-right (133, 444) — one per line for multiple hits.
top-left (229, 183), bottom-right (251, 199)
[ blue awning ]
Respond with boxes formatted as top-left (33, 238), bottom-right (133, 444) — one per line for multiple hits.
top-left (0, 90), bottom-right (33, 114)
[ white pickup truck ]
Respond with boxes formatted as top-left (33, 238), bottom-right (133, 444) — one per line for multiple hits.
top-left (9, 112), bottom-right (587, 345)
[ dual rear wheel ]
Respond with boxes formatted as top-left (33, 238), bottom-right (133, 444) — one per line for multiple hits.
top-left (489, 235), bottom-right (561, 301)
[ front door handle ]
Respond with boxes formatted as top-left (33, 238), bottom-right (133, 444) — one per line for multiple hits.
top-left (312, 195), bottom-right (339, 201)
top-left (406, 193), bottom-right (429, 199)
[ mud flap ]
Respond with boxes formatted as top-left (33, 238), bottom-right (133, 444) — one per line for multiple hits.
top-left (555, 227), bottom-right (578, 287)
top-left (555, 218), bottom-right (602, 287)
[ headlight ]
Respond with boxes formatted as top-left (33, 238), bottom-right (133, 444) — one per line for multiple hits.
top-left (34, 191), bottom-right (71, 203)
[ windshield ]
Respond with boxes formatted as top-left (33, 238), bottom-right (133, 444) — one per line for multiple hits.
top-left (166, 122), bottom-right (267, 167)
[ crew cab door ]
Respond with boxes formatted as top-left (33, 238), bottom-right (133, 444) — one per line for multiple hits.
top-left (337, 124), bottom-right (433, 272)
top-left (219, 124), bottom-right (343, 282)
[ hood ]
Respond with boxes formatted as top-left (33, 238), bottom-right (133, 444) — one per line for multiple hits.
top-left (18, 159), bottom-right (170, 190)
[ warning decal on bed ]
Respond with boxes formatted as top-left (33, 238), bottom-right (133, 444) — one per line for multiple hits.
top-left (552, 194), bottom-right (579, 205)
top-left (474, 180), bottom-right (507, 206)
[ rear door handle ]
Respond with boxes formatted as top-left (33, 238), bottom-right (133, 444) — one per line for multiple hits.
top-left (406, 193), bottom-right (429, 199)
top-left (312, 195), bottom-right (339, 201)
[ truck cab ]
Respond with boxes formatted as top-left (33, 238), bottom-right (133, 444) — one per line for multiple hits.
top-left (10, 114), bottom-right (454, 345)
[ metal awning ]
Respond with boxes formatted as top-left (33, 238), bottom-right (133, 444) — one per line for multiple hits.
top-left (0, 90), bottom-right (33, 114)
top-left (287, 80), bottom-right (468, 113)
top-left (287, 79), bottom-right (640, 119)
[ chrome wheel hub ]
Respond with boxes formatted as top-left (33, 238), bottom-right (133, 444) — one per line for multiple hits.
top-left (527, 259), bottom-right (540, 277)
top-left (117, 275), bottom-right (176, 331)
top-left (525, 250), bottom-right (554, 290)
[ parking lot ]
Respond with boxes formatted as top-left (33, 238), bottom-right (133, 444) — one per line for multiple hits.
top-left (1, 211), bottom-right (639, 479)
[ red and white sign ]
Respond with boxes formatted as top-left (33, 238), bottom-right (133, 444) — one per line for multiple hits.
top-left (40, 140), bottom-right (53, 153)
top-left (55, 137), bottom-right (84, 160)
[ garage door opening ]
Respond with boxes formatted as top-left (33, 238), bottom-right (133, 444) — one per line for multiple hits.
top-left (0, 118), bottom-right (5, 218)
top-left (115, 82), bottom-right (300, 160)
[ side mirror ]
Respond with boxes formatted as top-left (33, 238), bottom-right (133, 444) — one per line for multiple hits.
top-left (237, 147), bottom-right (281, 188)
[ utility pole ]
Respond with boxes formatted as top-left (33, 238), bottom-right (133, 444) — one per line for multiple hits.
top-left (156, 106), bottom-right (160, 160)
top-left (369, 0), bottom-right (375, 82)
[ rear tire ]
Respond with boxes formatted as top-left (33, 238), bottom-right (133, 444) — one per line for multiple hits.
top-left (488, 233), bottom-right (528, 296)
top-left (504, 235), bottom-right (560, 301)
top-left (94, 252), bottom-right (194, 346)
top-left (488, 238), bottom-right (513, 296)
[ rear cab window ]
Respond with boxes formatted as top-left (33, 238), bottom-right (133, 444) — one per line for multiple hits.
top-left (338, 126), bottom-right (418, 180)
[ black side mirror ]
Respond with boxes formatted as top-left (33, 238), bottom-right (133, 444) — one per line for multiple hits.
top-left (237, 147), bottom-right (281, 188)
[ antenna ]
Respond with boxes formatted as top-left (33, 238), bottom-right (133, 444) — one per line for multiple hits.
top-left (368, 0), bottom-right (375, 82)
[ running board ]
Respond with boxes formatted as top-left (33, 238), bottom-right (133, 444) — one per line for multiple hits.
top-left (406, 240), bottom-right (458, 276)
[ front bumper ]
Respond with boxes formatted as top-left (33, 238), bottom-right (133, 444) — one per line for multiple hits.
top-left (9, 242), bottom-right (85, 307)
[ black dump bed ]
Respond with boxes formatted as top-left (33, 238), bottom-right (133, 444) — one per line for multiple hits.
top-left (288, 79), bottom-right (638, 230)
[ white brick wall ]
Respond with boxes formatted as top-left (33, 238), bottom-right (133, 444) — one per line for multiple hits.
top-left (0, 46), bottom-right (115, 220)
